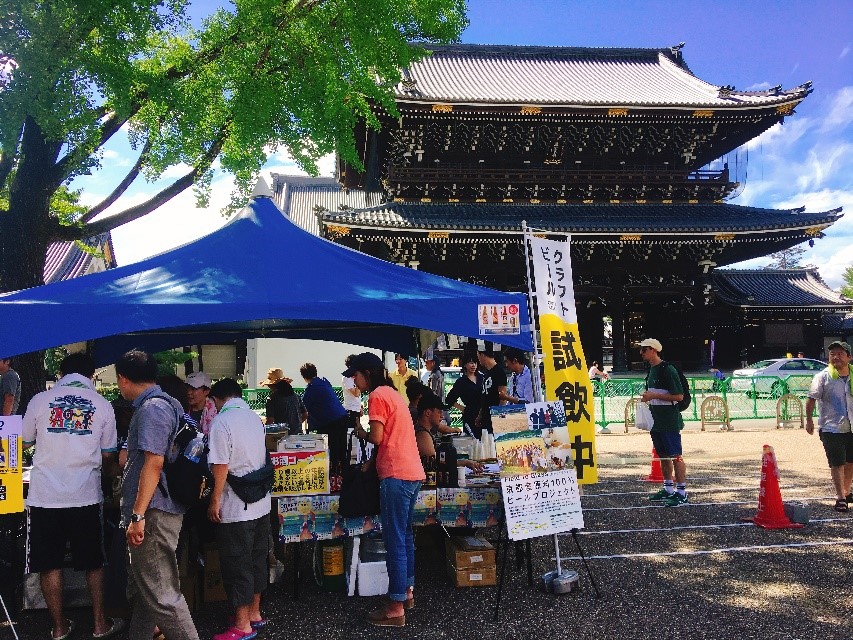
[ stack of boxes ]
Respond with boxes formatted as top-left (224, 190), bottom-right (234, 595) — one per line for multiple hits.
top-left (444, 535), bottom-right (496, 587)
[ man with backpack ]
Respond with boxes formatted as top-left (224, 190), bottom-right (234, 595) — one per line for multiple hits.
top-left (639, 338), bottom-right (689, 507)
top-left (116, 350), bottom-right (199, 640)
top-left (207, 378), bottom-right (272, 640)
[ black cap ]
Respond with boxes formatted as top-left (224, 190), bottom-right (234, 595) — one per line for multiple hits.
top-left (417, 392), bottom-right (446, 413)
top-left (342, 352), bottom-right (384, 377)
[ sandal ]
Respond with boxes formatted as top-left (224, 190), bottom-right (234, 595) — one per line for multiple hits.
top-left (367, 602), bottom-right (405, 627)
top-left (834, 498), bottom-right (849, 512)
top-left (52, 619), bottom-right (75, 640)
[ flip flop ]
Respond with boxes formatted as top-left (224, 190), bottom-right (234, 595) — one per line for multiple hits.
top-left (93, 617), bottom-right (125, 639)
top-left (833, 498), bottom-right (849, 512)
top-left (52, 619), bottom-right (75, 640)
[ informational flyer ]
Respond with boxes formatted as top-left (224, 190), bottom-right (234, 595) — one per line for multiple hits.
top-left (477, 303), bottom-right (521, 336)
top-left (270, 449), bottom-right (330, 496)
top-left (0, 415), bottom-right (24, 514)
top-left (500, 468), bottom-right (584, 541)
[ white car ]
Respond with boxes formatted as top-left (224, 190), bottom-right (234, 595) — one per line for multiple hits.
top-left (730, 358), bottom-right (826, 397)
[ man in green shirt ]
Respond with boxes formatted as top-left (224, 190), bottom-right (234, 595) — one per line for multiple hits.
top-left (639, 338), bottom-right (688, 507)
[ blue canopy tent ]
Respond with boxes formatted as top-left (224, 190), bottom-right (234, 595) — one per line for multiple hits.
top-left (0, 196), bottom-right (532, 365)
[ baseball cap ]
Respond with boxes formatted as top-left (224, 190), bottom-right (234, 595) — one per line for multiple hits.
top-left (827, 341), bottom-right (851, 355)
top-left (639, 338), bottom-right (663, 353)
top-left (417, 392), bottom-right (446, 413)
top-left (342, 352), bottom-right (384, 377)
top-left (185, 371), bottom-right (212, 388)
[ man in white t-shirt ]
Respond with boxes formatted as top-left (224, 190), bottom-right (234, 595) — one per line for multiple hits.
top-left (23, 352), bottom-right (122, 640)
top-left (207, 378), bottom-right (271, 640)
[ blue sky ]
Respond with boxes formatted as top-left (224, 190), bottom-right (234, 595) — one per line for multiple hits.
top-left (84, 0), bottom-right (852, 287)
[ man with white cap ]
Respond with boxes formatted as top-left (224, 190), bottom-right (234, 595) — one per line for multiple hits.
top-left (186, 372), bottom-right (217, 435)
top-left (805, 340), bottom-right (853, 512)
top-left (639, 338), bottom-right (688, 507)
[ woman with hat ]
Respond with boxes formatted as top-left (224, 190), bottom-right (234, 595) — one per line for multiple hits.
top-left (265, 379), bottom-right (306, 433)
top-left (345, 353), bottom-right (424, 627)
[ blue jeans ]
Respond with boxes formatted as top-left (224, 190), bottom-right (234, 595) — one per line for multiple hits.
top-left (379, 477), bottom-right (421, 602)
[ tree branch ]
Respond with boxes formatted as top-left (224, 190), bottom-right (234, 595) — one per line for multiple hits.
top-left (53, 109), bottom-right (133, 186)
top-left (78, 137), bottom-right (152, 224)
top-left (60, 126), bottom-right (228, 239)
top-left (0, 121), bottom-right (24, 191)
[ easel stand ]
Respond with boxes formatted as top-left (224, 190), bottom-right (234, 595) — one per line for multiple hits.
top-left (493, 528), bottom-right (600, 621)
top-left (0, 593), bottom-right (19, 640)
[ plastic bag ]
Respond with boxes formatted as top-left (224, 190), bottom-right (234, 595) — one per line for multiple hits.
top-left (635, 402), bottom-right (653, 431)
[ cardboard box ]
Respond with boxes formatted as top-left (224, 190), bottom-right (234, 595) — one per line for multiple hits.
top-left (444, 535), bottom-right (495, 570)
top-left (265, 433), bottom-right (285, 452)
top-left (203, 544), bottom-right (227, 603)
top-left (446, 562), bottom-right (497, 587)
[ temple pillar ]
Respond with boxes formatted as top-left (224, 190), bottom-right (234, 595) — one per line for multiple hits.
top-left (578, 303), bottom-right (604, 369)
top-left (606, 268), bottom-right (629, 373)
top-left (692, 261), bottom-right (716, 371)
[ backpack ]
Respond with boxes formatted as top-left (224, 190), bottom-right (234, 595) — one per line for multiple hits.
top-left (658, 361), bottom-right (692, 412)
top-left (145, 394), bottom-right (214, 508)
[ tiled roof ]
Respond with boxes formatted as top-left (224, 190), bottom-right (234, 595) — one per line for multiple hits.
top-left (320, 202), bottom-right (842, 235)
top-left (269, 174), bottom-right (379, 235)
top-left (44, 234), bottom-right (114, 284)
top-left (712, 269), bottom-right (851, 309)
top-left (395, 44), bottom-right (811, 108)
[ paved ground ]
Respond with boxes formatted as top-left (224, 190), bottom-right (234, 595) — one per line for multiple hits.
top-left (8, 420), bottom-right (853, 640)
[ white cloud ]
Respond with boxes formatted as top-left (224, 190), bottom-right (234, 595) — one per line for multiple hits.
top-left (745, 81), bottom-right (772, 91)
top-left (820, 85), bottom-right (853, 132)
top-left (840, 45), bottom-right (850, 59)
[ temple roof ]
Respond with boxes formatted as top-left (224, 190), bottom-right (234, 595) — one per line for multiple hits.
top-left (269, 174), bottom-right (381, 235)
top-left (712, 269), bottom-right (851, 310)
top-left (44, 234), bottom-right (115, 284)
top-left (320, 201), bottom-right (842, 235)
top-left (395, 44), bottom-right (812, 109)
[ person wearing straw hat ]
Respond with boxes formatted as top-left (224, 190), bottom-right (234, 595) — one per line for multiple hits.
top-left (639, 338), bottom-right (689, 507)
top-left (805, 340), bottom-right (853, 512)
top-left (258, 368), bottom-right (291, 388)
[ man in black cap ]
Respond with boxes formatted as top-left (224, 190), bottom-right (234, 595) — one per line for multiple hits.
top-left (805, 340), bottom-right (853, 512)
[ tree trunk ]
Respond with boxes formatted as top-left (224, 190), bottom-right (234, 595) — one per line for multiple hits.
top-left (0, 117), bottom-right (63, 409)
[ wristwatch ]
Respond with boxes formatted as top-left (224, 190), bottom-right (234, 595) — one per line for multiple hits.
top-left (130, 512), bottom-right (145, 523)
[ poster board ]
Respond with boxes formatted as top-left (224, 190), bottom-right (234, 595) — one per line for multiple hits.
top-left (500, 468), bottom-right (584, 541)
top-left (0, 415), bottom-right (24, 514)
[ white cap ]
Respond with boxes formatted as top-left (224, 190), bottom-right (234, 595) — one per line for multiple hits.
top-left (639, 338), bottom-right (663, 353)
top-left (185, 371), bottom-right (212, 388)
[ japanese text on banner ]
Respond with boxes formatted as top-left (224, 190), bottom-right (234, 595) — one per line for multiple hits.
top-left (500, 468), bottom-right (584, 541)
top-left (270, 449), bottom-right (330, 496)
top-left (529, 236), bottom-right (598, 484)
top-left (0, 416), bottom-right (24, 514)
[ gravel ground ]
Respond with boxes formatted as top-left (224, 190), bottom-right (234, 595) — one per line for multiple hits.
top-left (7, 420), bottom-right (853, 640)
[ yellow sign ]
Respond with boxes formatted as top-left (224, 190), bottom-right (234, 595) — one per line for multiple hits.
top-left (529, 236), bottom-right (598, 484)
top-left (0, 416), bottom-right (24, 514)
top-left (270, 449), bottom-right (330, 496)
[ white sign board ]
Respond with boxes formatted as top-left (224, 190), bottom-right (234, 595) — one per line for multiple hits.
top-left (500, 468), bottom-right (584, 541)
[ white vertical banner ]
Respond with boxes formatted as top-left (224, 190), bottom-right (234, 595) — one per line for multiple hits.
top-left (529, 235), bottom-right (598, 484)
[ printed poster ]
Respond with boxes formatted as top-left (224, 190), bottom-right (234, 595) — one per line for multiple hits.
top-left (437, 487), bottom-right (503, 528)
top-left (0, 415), bottom-right (24, 514)
top-left (277, 495), bottom-right (377, 543)
top-left (478, 303), bottom-right (521, 336)
top-left (500, 468), bottom-right (584, 541)
top-left (271, 449), bottom-right (330, 496)
top-left (529, 236), bottom-right (598, 484)
top-left (525, 401), bottom-right (573, 471)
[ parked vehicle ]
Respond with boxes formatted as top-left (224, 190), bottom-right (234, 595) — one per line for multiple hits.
top-left (730, 358), bottom-right (826, 397)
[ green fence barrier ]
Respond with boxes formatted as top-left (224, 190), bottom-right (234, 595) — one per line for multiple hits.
top-left (589, 374), bottom-right (817, 427)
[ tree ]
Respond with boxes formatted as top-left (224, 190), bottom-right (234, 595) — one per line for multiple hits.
top-left (841, 265), bottom-right (853, 299)
top-left (764, 245), bottom-right (808, 269)
top-left (0, 0), bottom-right (466, 407)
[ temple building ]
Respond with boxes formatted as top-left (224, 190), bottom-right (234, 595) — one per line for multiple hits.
top-left (277, 44), bottom-right (850, 371)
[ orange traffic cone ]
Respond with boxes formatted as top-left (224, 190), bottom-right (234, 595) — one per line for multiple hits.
top-left (643, 449), bottom-right (664, 483)
top-left (750, 444), bottom-right (803, 529)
